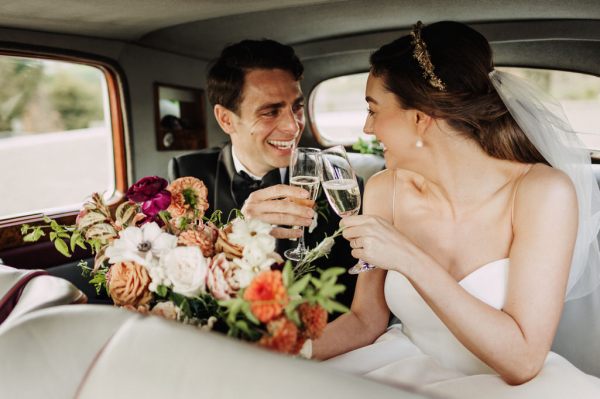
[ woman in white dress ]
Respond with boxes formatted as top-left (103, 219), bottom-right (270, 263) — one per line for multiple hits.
top-left (312, 21), bottom-right (600, 398)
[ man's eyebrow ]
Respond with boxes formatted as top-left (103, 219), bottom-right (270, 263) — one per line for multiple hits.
top-left (256, 102), bottom-right (285, 113)
top-left (255, 96), bottom-right (305, 113)
top-left (366, 96), bottom-right (378, 104)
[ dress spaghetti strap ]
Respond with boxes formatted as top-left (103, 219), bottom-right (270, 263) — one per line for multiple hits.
top-left (391, 169), bottom-right (398, 225)
top-left (510, 164), bottom-right (534, 226)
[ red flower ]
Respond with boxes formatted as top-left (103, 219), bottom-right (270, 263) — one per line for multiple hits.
top-left (299, 303), bottom-right (328, 340)
top-left (243, 270), bottom-right (289, 323)
top-left (127, 176), bottom-right (168, 202)
top-left (259, 317), bottom-right (299, 354)
top-left (126, 176), bottom-right (172, 218)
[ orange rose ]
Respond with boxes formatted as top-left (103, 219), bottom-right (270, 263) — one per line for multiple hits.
top-left (243, 270), bottom-right (288, 323)
top-left (107, 261), bottom-right (153, 307)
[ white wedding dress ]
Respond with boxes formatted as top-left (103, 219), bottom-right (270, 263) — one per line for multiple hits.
top-left (325, 258), bottom-right (600, 398)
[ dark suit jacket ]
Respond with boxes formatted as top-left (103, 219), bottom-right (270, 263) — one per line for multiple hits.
top-left (168, 143), bottom-right (360, 310)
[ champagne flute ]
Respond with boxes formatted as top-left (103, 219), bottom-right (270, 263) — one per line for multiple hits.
top-left (321, 145), bottom-right (374, 274)
top-left (284, 147), bottom-right (322, 261)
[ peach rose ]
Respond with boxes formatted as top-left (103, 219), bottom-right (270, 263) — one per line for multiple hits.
top-left (107, 261), bottom-right (153, 307)
top-left (206, 253), bottom-right (240, 300)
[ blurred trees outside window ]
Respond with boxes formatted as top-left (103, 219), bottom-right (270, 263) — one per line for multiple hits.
top-left (0, 55), bottom-right (114, 219)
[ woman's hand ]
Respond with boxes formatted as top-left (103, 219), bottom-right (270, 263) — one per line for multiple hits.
top-left (341, 214), bottom-right (423, 275)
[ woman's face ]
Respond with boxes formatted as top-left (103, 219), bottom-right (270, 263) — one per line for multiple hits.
top-left (363, 73), bottom-right (420, 168)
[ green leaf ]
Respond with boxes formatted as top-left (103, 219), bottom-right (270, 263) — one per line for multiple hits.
top-left (319, 267), bottom-right (346, 281)
top-left (282, 261), bottom-right (294, 287)
top-left (75, 237), bottom-right (87, 250)
top-left (20, 224), bottom-right (30, 235)
top-left (311, 277), bottom-right (323, 289)
top-left (241, 302), bottom-right (260, 325)
top-left (50, 219), bottom-right (60, 231)
top-left (70, 231), bottom-right (80, 252)
top-left (227, 299), bottom-right (244, 323)
top-left (287, 274), bottom-right (311, 296)
top-left (49, 232), bottom-right (57, 241)
top-left (54, 238), bottom-right (71, 257)
top-left (156, 285), bottom-right (168, 297)
top-left (23, 229), bottom-right (44, 242)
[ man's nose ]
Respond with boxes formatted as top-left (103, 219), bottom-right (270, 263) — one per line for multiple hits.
top-left (279, 108), bottom-right (301, 135)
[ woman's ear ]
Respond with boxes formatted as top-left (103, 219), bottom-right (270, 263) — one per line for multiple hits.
top-left (414, 110), bottom-right (433, 134)
top-left (213, 105), bottom-right (236, 135)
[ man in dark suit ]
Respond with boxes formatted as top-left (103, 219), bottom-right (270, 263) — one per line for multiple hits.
top-left (168, 39), bottom-right (357, 309)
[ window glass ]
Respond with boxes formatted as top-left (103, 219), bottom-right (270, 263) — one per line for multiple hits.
top-left (0, 55), bottom-right (114, 219)
top-left (310, 68), bottom-right (600, 151)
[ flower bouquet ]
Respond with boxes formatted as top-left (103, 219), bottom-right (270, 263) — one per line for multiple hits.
top-left (21, 176), bottom-right (348, 355)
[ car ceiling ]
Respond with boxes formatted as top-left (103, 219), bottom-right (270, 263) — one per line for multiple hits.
top-left (2, 0), bottom-right (600, 60)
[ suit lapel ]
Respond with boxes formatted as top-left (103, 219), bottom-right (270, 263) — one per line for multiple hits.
top-left (214, 143), bottom-right (237, 219)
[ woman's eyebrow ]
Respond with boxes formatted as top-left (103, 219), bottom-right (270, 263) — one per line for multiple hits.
top-left (366, 96), bottom-right (378, 104)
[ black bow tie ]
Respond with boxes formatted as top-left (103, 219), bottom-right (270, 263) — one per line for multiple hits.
top-left (232, 169), bottom-right (282, 206)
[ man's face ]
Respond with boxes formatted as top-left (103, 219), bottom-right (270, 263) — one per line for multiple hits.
top-left (229, 68), bottom-right (305, 176)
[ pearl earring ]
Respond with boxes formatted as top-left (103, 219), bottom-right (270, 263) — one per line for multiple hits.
top-left (415, 138), bottom-right (424, 148)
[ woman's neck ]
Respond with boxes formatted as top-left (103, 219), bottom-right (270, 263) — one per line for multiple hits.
top-left (405, 131), bottom-right (525, 213)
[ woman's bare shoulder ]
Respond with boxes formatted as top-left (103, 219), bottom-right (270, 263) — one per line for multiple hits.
top-left (519, 163), bottom-right (576, 202)
top-left (514, 163), bottom-right (578, 224)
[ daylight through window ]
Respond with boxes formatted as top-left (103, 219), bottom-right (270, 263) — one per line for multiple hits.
top-left (0, 55), bottom-right (115, 219)
top-left (310, 68), bottom-right (600, 151)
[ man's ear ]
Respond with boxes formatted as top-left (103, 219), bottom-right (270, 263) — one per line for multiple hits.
top-left (214, 104), bottom-right (236, 135)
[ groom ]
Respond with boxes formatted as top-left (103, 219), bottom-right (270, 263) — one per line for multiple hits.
top-left (168, 39), bottom-right (358, 309)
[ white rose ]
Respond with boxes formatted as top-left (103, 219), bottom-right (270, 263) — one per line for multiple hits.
top-left (160, 246), bottom-right (207, 297)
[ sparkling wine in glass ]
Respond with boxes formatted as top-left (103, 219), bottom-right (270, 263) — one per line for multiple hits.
top-left (284, 147), bottom-right (322, 261)
top-left (321, 145), bottom-right (375, 274)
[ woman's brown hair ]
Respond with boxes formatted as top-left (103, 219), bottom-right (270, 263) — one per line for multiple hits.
top-left (370, 21), bottom-right (548, 165)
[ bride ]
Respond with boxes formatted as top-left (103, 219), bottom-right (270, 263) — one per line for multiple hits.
top-left (312, 21), bottom-right (600, 398)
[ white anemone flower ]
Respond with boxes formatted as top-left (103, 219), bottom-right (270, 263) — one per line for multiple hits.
top-left (105, 222), bottom-right (177, 268)
top-left (228, 218), bottom-right (276, 253)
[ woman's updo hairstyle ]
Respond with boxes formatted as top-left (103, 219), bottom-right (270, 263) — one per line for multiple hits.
top-left (370, 21), bottom-right (547, 164)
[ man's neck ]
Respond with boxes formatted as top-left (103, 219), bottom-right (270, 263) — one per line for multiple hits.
top-left (231, 144), bottom-right (287, 182)
top-left (231, 145), bottom-right (263, 179)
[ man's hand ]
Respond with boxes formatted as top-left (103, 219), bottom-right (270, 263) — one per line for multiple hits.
top-left (241, 184), bottom-right (315, 239)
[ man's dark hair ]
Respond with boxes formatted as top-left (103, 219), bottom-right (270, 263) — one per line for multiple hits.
top-left (207, 39), bottom-right (304, 114)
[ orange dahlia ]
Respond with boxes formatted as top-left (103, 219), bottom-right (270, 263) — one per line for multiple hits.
top-left (166, 177), bottom-right (209, 218)
top-left (243, 270), bottom-right (288, 323)
top-left (259, 317), bottom-right (299, 354)
top-left (299, 303), bottom-right (328, 339)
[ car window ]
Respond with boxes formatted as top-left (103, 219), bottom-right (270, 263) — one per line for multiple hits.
top-left (0, 54), bottom-right (118, 220)
top-left (310, 68), bottom-right (600, 152)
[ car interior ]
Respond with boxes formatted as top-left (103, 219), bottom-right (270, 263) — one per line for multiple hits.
top-left (0, 1), bottom-right (599, 398)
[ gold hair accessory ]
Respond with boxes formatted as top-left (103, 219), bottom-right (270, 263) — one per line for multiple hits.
top-left (410, 21), bottom-right (446, 91)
